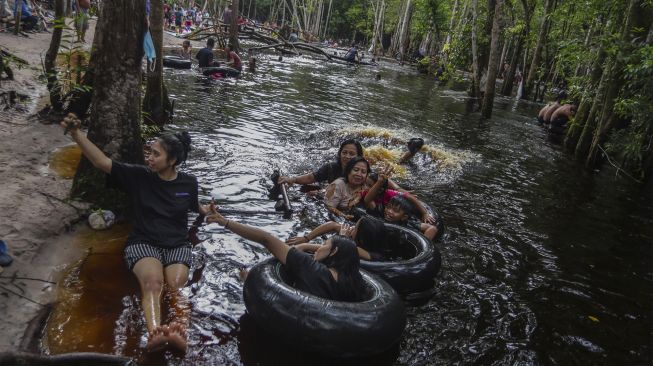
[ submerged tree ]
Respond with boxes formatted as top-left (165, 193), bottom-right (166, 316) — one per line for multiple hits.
top-left (143, 0), bottom-right (173, 127)
top-left (72, 0), bottom-right (147, 208)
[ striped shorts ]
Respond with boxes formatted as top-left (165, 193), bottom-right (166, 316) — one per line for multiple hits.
top-left (124, 242), bottom-right (192, 270)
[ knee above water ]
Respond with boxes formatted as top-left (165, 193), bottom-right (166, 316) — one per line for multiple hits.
top-left (141, 275), bottom-right (164, 293)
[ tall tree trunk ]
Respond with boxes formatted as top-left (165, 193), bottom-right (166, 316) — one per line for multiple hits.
top-left (480, 0), bottom-right (503, 118)
top-left (523, 0), bottom-right (553, 100)
top-left (389, 0), bottom-right (414, 61)
top-left (45, 0), bottom-right (65, 111)
top-left (143, 0), bottom-right (172, 127)
top-left (585, 0), bottom-right (644, 168)
top-left (230, 0), bottom-right (240, 50)
top-left (71, 0), bottom-right (146, 209)
top-left (563, 48), bottom-right (606, 150)
top-left (502, 0), bottom-right (532, 96)
top-left (469, 0), bottom-right (480, 99)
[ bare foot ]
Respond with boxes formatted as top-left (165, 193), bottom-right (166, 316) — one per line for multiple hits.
top-left (166, 322), bottom-right (188, 354)
top-left (146, 326), bottom-right (169, 353)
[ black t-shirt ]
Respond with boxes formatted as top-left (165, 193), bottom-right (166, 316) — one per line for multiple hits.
top-left (312, 162), bottom-right (342, 183)
top-left (285, 248), bottom-right (342, 300)
top-left (111, 161), bottom-right (199, 248)
top-left (196, 47), bottom-right (214, 67)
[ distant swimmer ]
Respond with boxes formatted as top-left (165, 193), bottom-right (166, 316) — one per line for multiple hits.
top-left (549, 104), bottom-right (577, 134)
top-left (541, 92), bottom-right (567, 124)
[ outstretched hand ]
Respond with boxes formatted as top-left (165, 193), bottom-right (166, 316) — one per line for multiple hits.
top-left (205, 201), bottom-right (228, 226)
top-left (60, 113), bottom-right (82, 135)
top-left (422, 213), bottom-right (436, 225)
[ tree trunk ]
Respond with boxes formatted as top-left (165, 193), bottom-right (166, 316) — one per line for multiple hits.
top-left (143, 0), bottom-right (172, 127)
top-left (502, 0), bottom-right (532, 96)
top-left (71, 0), bottom-right (146, 209)
top-left (45, 0), bottom-right (65, 111)
top-left (480, 0), bottom-right (503, 118)
top-left (523, 0), bottom-right (554, 100)
top-left (230, 0), bottom-right (240, 50)
top-left (469, 0), bottom-right (480, 99)
top-left (389, 0), bottom-right (414, 61)
top-left (585, 0), bottom-right (643, 168)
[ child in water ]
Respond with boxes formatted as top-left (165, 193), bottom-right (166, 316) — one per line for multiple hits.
top-left (362, 166), bottom-right (439, 240)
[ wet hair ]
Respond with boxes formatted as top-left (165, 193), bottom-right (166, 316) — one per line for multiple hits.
top-left (343, 156), bottom-right (370, 184)
top-left (386, 196), bottom-right (413, 220)
top-left (354, 216), bottom-right (387, 249)
top-left (207, 37), bottom-right (215, 48)
top-left (158, 131), bottom-right (192, 167)
top-left (336, 139), bottom-right (364, 166)
top-left (321, 235), bottom-right (365, 302)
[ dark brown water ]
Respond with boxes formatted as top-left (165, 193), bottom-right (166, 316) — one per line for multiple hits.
top-left (45, 54), bottom-right (652, 365)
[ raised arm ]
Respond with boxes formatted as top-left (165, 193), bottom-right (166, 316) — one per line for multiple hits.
top-left (206, 209), bottom-right (291, 264)
top-left (60, 113), bottom-right (112, 174)
top-left (286, 221), bottom-right (341, 245)
top-left (278, 173), bottom-right (316, 186)
top-left (404, 193), bottom-right (435, 224)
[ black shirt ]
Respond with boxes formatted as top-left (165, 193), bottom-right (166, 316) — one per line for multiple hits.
top-left (312, 162), bottom-right (342, 183)
top-left (285, 248), bottom-right (341, 300)
top-left (111, 161), bottom-right (199, 248)
top-left (196, 47), bottom-right (214, 68)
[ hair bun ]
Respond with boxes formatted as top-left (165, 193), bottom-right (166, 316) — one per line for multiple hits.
top-left (176, 131), bottom-right (192, 153)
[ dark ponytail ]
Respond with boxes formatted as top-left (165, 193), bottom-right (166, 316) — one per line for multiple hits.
top-left (159, 131), bottom-right (192, 167)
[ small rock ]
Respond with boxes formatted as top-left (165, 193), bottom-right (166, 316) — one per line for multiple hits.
top-left (88, 210), bottom-right (115, 230)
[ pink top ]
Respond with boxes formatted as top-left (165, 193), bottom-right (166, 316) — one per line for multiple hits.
top-left (361, 189), bottom-right (403, 206)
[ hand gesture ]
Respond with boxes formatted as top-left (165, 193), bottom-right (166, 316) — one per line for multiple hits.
top-left (339, 223), bottom-right (355, 238)
top-left (205, 202), bottom-right (228, 226)
top-left (60, 113), bottom-right (82, 135)
top-left (377, 164), bottom-right (394, 181)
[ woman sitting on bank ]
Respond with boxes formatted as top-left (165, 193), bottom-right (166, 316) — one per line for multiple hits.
top-left (60, 114), bottom-right (211, 354)
top-left (205, 207), bottom-right (365, 302)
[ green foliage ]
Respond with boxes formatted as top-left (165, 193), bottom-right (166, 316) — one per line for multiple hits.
top-left (140, 119), bottom-right (162, 139)
top-left (606, 43), bottom-right (653, 180)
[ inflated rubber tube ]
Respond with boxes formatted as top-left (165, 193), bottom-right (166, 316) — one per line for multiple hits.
top-left (162, 55), bottom-right (192, 69)
top-left (359, 222), bottom-right (442, 304)
top-left (243, 258), bottom-right (406, 357)
top-left (201, 66), bottom-right (241, 77)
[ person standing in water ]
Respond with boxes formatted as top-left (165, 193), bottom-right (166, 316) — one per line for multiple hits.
top-left (60, 114), bottom-right (212, 354)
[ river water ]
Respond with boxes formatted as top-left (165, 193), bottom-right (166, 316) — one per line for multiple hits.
top-left (47, 54), bottom-right (652, 365)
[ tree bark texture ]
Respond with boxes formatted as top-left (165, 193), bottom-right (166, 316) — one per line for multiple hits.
top-left (389, 0), bottom-right (414, 61)
top-left (585, 0), bottom-right (647, 168)
top-left (143, 0), bottom-right (172, 127)
top-left (72, 0), bottom-right (146, 208)
top-left (230, 0), bottom-right (240, 50)
top-left (469, 0), bottom-right (480, 99)
top-left (523, 0), bottom-right (553, 100)
top-left (45, 0), bottom-right (65, 111)
top-left (501, 0), bottom-right (532, 96)
top-left (480, 0), bottom-right (503, 118)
